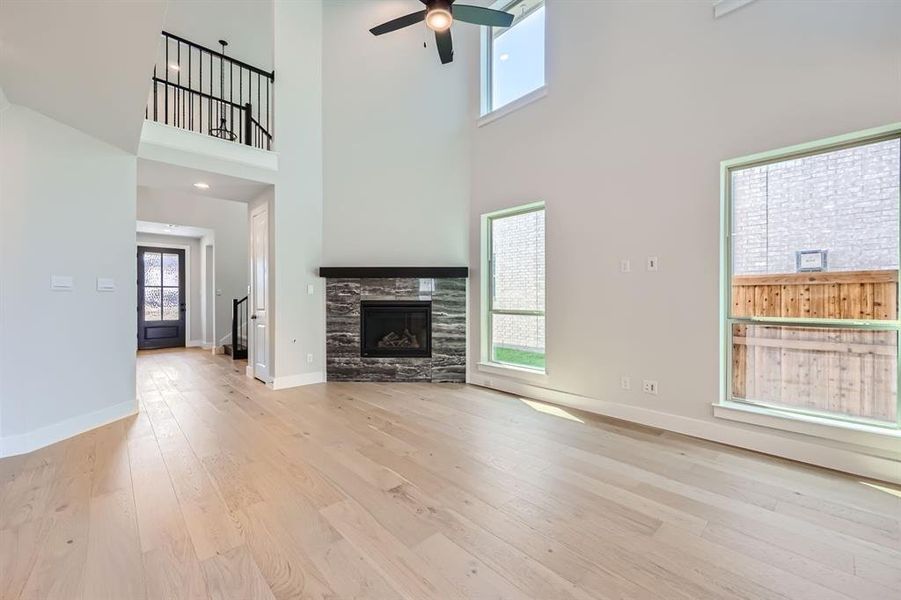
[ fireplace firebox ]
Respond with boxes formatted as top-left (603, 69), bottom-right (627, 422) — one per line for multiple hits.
top-left (360, 300), bottom-right (432, 358)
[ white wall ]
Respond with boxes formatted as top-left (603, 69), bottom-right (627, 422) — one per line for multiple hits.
top-left (136, 232), bottom-right (204, 343)
top-left (136, 188), bottom-right (248, 346)
top-left (163, 0), bottom-right (273, 72)
top-left (269, 0), bottom-right (325, 386)
top-left (468, 1), bottom-right (901, 478)
top-left (321, 0), bottom-right (471, 266)
top-left (0, 103), bottom-right (137, 450)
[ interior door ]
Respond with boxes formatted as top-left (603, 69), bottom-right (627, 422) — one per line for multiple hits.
top-left (250, 205), bottom-right (269, 381)
top-left (138, 246), bottom-right (186, 350)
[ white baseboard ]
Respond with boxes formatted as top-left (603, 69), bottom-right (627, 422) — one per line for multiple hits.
top-left (0, 399), bottom-right (137, 458)
top-left (245, 365), bottom-right (254, 378)
top-left (186, 339), bottom-right (205, 348)
top-left (212, 345), bottom-right (225, 355)
top-left (468, 372), bottom-right (901, 485)
top-left (268, 371), bottom-right (325, 390)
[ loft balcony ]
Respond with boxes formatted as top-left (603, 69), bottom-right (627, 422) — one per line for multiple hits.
top-left (145, 31), bottom-right (274, 152)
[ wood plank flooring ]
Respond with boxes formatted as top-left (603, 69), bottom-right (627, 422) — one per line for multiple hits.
top-left (1, 348), bottom-right (899, 599)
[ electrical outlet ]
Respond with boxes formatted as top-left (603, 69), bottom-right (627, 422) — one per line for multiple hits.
top-left (642, 380), bottom-right (658, 395)
top-left (620, 259), bottom-right (631, 273)
top-left (646, 256), bottom-right (659, 271)
top-left (306, 353), bottom-right (313, 364)
top-left (620, 376), bottom-right (631, 391)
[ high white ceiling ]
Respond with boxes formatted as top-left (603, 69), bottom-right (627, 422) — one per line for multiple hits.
top-left (138, 158), bottom-right (270, 203)
top-left (0, 0), bottom-right (166, 152)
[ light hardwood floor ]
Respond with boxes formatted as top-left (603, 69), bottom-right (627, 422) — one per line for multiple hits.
top-left (1, 348), bottom-right (899, 599)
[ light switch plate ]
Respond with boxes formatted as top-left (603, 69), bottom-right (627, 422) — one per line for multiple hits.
top-left (646, 256), bottom-right (659, 271)
top-left (50, 275), bottom-right (74, 291)
top-left (307, 284), bottom-right (315, 295)
top-left (620, 259), bottom-right (631, 273)
top-left (96, 277), bottom-right (115, 292)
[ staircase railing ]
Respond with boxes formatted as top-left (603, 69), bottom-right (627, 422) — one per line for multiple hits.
top-left (232, 296), bottom-right (248, 360)
top-left (145, 31), bottom-right (274, 150)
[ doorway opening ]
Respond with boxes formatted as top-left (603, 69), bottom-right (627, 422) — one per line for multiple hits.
top-left (137, 246), bottom-right (186, 349)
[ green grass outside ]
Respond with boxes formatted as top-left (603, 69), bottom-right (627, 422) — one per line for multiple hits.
top-left (493, 346), bottom-right (546, 370)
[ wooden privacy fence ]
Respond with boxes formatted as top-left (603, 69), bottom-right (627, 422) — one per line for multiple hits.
top-left (731, 270), bottom-right (898, 423)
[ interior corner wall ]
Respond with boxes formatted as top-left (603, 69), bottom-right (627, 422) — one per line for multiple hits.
top-left (271, 0), bottom-right (325, 384)
top-left (136, 188), bottom-right (247, 347)
top-left (467, 2), bottom-right (901, 477)
top-left (136, 232), bottom-right (204, 343)
top-left (0, 103), bottom-right (137, 451)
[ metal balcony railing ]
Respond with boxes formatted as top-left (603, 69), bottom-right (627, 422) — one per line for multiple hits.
top-left (145, 31), bottom-right (274, 150)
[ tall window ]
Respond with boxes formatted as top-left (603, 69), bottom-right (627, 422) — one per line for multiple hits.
top-left (485, 0), bottom-right (545, 114)
top-left (485, 203), bottom-right (546, 371)
top-left (725, 130), bottom-right (901, 427)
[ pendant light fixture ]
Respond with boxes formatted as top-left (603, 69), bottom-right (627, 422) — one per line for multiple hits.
top-left (209, 39), bottom-right (237, 141)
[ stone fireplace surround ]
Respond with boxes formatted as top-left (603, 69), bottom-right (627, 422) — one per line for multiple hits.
top-left (321, 267), bottom-right (467, 382)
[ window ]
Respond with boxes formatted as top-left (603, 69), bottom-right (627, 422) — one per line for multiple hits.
top-left (143, 250), bottom-right (181, 321)
top-left (724, 130), bottom-right (901, 428)
top-left (484, 203), bottom-right (546, 371)
top-left (483, 0), bottom-right (545, 115)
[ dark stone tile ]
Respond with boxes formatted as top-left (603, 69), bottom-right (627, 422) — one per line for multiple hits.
top-left (395, 278), bottom-right (421, 297)
top-left (361, 278), bottom-right (398, 297)
top-left (326, 276), bottom-right (467, 382)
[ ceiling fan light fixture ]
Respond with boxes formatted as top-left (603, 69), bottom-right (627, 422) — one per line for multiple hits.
top-left (425, 8), bottom-right (453, 32)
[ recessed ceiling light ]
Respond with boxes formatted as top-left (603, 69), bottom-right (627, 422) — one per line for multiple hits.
top-left (193, 182), bottom-right (210, 189)
top-left (499, 53), bottom-right (510, 62)
top-left (169, 63), bottom-right (181, 71)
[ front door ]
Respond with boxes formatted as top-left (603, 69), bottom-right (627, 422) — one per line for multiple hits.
top-left (250, 205), bottom-right (269, 381)
top-left (138, 246), bottom-right (186, 350)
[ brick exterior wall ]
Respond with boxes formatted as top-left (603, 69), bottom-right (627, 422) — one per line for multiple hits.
top-left (732, 138), bottom-right (900, 275)
top-left (491, 209), bottom-right (545, 351)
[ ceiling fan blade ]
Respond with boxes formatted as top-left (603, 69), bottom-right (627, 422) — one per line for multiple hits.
top-left (452, 5), bottom-right (514, 27)
top-left (370, 10), bottom-right (427, 36)
top-left (435, 29), bottom-right (453, 64)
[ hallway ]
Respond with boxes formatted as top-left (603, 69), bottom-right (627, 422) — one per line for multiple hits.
top-left (0, 349), bottom-right (898, 599)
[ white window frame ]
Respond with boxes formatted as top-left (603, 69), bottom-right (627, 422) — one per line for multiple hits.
top-left (719, 123), bottom-right (901, 435)
top-left (480, 202), bottom-right (547, 374)
top-left (479, 0), bottom-right (547, 125)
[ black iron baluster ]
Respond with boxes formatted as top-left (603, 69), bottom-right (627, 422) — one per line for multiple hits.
top-left (244, 102), bottom-right (252, 146)
top-left (238, 67), bottom-right (241, 141)
top-left (209, 51), bottom-right (214, 136)
top-left (188, 43), bottom-right (192, 131)
top-left (153, 64), bottom-right (158, 122)
top-left (257, 72), bottom-right (261, 144)
top-left (266, 76), bottom-right (270, 145)
top-left (164, 38), bottom-right (169, 125)
top-left (177, 41), bottom-right (181, 128)
top-left (229, 61), bottom-right (234, 142)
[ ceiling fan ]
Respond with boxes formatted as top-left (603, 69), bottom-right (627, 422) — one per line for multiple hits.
top-left (370, 0), bottom-right (514, 65)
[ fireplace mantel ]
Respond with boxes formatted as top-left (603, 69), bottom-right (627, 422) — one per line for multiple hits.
top-left (318, 267), bottom-right (468, 278)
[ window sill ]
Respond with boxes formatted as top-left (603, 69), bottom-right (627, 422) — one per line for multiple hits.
top-left (477, 361), bottom-right (547, 380)
top-left (478, 86), bottom-right (547, 128)
top-left (713, 400), bottom-right (901, 454)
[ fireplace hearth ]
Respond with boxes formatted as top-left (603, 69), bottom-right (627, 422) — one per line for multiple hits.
top-left (360, 300), bottom-right (431, 358)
